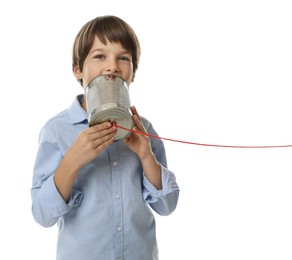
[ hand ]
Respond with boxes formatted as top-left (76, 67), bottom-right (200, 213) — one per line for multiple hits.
top-left (66, 122), bottom-right (116, 169)
top-left (123, 106), bottom-right (162, 190)
top-left (123, 106), bottom-right (152, 160)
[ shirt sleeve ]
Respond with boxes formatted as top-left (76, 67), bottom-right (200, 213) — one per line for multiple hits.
top-left (141, 119), bottom-right (180, 216)
top-left (31, 127), bottom-right (83, 227)
top-left (143, 165), bottom-right (180, 216)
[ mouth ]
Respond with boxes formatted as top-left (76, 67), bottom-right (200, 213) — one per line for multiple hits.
top-left (103, 74), bottom-right (123, 81)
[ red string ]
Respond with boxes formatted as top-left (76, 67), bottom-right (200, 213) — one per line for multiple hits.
top-left (114, 124), bottom-right (292, 149)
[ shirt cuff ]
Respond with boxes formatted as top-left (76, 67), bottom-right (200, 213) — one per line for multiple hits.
top-left (143, 164), bottom-right (179, 203)
top-left (40, 175), bottom-right (83, 218)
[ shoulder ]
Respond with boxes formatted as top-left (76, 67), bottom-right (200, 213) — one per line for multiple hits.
top-left (140, 116), bottom-right (151, 129)
top-left (140, 116), bottom-right (164, 146)
top-left (41, 95), bottom-right (86, 132)
top-left (42, 109), bottom-right (71, 130)
top-left (140, 116), bottom-right (155, 134)
top-left (37, 109), bottom-right (71, 142)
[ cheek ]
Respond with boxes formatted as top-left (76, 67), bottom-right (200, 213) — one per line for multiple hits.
top-left (121, 65), bottom-right (134, 84)
top-left (82, 68), bottom-right (99, 87)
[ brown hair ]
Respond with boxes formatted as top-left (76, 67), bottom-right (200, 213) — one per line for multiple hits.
top-left (72, 15), bottom-right (141, 85)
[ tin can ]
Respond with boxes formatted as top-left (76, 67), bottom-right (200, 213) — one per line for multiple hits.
top-left (86, 74), bottom-right (133, 140)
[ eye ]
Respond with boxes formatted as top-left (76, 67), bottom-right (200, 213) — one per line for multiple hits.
top-left (94, 54), bottom-right (105, 60)
top-left (118, 56), bottom-right (131, 62)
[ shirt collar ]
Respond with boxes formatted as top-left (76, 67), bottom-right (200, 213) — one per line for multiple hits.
top-left (68, 94), bottom-right (88, 125)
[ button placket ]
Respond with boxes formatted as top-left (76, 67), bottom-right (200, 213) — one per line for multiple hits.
top-left (109, 143), bottom-right (124, 257)
top-left (113, 160), bottom-right (118, 166)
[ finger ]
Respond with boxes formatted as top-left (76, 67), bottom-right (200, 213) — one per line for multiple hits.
top-left (89, 122), bottom-right (112, 132)
top-left (131, 106), bottom-right (142, 121)
top-left (86, 124), bottom-right (116, 149)
top-left (89, 122), bottom-right (116, 138)
top-left (94, 134), bottom-right (115, 151)
top-left (133, 115), bottom-right (146, 133)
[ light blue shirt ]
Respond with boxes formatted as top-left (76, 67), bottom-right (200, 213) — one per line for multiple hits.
top-left (31, 95), bottom-right (180, 260)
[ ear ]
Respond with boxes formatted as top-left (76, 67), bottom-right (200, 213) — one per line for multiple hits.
top-left (73, 66), bottom-right (83, 81)
top-left (131, 72), bottom-right (136, 83)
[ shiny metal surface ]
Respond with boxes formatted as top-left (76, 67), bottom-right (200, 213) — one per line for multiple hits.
top-left (85, 74), bottom-right (133, 140)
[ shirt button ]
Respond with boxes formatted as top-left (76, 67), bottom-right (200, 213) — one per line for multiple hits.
top-left (117, 226), bottom-right (122, 232)
top-left (74, 195), bottom-right (82, 205)
top-left (113, 161), bottom-right (118, 166)
top-left (115, 193), bottom-right (120, 199)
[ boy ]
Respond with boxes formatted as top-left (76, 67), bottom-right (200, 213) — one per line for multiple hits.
top-left (31, 15), bottom-right (179, 260)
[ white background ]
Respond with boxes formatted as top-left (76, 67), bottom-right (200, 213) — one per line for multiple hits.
top-left (1, 0), bottom-right (292, 259)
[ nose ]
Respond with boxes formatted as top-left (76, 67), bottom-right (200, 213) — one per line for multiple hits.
top-left (105, 58), bottom-right (120, 74)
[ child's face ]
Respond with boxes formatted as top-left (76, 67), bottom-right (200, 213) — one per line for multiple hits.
top-left (74, 36), bottom-right (135, 88)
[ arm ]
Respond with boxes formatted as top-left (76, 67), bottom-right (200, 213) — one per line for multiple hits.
top-left (31, 122), bottom-right (117, 226)
top-left (123, 107), bottom-right (180, 215)
top-left (123, 106), bottom-right (162, 189)
top-left (54, 122), bottom-right (116, 201)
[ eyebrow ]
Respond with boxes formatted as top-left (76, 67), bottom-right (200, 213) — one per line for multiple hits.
top-left (89, 48), bottom-right (103, 55)
top-left (89, 48), bottom-right (131, 55)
